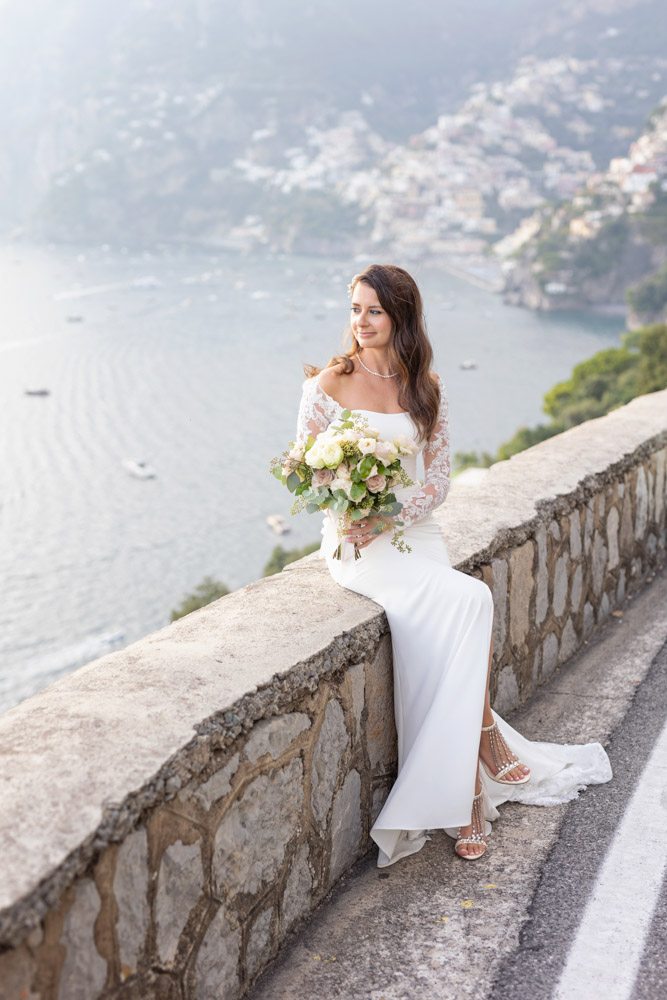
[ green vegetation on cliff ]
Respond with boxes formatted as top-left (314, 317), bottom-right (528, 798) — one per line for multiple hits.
top-left (171, 576), bottom-right (230, 621)
top-left (263, 542), bottom-right (321, 577)
top-left (627, 261), bottom-right (667, 319)
top-left (460, 323), bottom-right (667, 472)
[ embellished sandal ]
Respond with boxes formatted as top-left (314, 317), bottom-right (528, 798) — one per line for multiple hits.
top-left (454, 787), bottom-right (488, 860)
top-left (480, 720), bottom-right (530, 785)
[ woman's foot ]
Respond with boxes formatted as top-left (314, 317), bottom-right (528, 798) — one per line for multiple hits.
top-left (479, 720), bottom-right (530, 784)
top-left (455, 776), bottom-right (487, 859)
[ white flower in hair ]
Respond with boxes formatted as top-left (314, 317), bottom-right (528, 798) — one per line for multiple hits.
top-left (347, 281), bottom-right (354, 297)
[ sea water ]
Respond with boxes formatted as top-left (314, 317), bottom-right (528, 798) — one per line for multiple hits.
top-left (0, 242), bottom-right (624, 712)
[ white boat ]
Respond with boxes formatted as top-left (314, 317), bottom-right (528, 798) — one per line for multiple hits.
top-left (24, 387), bottom-right (50, 396)
top-left (459, 359), bottom-right (478, 370)
top-left (266, 514), bottom-right (289, 535)
top-left (123, 459), bottom-right (156, 479)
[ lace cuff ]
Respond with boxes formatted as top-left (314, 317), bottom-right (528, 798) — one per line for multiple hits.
top-left (398, 374), bottom-right (451, 528)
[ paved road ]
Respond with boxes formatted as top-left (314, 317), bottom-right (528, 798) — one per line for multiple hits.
top-left (491, 624), bottom-right (667, 1000)
top-left (249, 568), bottom-right (667, 1000)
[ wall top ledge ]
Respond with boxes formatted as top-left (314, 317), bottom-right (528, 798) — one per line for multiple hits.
top-left (0, 387), bottom-right (665, 946)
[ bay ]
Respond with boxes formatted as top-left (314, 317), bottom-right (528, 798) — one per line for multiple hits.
top-left (0, 242), bottom-right (624, 712)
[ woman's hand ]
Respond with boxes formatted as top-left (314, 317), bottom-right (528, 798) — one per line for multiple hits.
top-left (343, 513), bottom-right (396, 551)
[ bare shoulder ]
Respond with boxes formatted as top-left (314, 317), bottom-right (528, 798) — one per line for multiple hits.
top-left (428, 370), bottom-right (442, 385)
top-left (317, 364), bottom-right (346, 393)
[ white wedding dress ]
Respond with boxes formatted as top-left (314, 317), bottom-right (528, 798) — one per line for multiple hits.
top-left (296, 373), bottom-right (612, 867)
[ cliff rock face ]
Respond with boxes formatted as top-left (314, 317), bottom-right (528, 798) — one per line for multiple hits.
top-left (503, 98), bottom-right (667, 315)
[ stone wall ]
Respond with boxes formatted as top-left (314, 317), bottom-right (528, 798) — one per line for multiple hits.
top-left (0, 388), bottom-right (666, 1000)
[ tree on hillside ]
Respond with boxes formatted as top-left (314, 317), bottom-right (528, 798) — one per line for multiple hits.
top-left (263, 543), bottom-right (321, 577)
top-left (171, 576), bottom-right (230, 621)
top-left (492, 322), bottom-right (667, 461)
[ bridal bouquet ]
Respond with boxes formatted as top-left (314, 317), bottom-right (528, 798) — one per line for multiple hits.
top-left (270, 409), bottom-right (416, 559)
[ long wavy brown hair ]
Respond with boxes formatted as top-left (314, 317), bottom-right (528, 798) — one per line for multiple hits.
top-left (304, 263), bottom-right (440, 442)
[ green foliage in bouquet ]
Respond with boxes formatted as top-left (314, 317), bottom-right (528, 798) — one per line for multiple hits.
top-left (270, 409), bottom-right (416, 558)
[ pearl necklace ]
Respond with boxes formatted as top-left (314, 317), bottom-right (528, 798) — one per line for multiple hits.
top-left (357, 350), bottom-right (398, 379)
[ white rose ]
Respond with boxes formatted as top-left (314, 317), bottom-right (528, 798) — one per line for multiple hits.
top-left (341, 428), bottom-right (362, 442)
top-left (305, 442), bottom-right (325, 469)
top-left (288, 441), bottom-right (306, 462)
top-left (358, 438), bottom-right (378, 455)
top-left (335, 463), bottom-right (352, 481)
top-left (319, 440), bottom-right (344, 469)
top-left (393, 434), bottom-right (417, 455)
top-left (374, 440), bottom-right (398, 464)
top-left (330, 477), bottom-right (355, 499)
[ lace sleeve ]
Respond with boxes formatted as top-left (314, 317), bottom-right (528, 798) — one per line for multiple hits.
top-left (295, 375), bottom-right (341, 443)
top-left (398, 374), bottom-right (451, 528)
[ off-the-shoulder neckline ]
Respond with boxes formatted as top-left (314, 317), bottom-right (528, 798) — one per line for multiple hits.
top-left (311, 374), bottom-right (409, 416)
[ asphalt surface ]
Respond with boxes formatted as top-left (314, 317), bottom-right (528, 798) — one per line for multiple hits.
top-left (248, 567), bottom-right (667, 1000)
top-left (491, 622), bottom-right (667, 1000)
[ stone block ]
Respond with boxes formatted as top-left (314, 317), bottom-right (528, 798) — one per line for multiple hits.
top-left (281, 842), bottom-right (313, 934)
top-left (617, 568), bottom-right (626, 605)
top-left (194, 906), bottom-right (240, 1000)
top-left (655, 448), bottom-right (666, 522)
top-left (598, 592), bottom-right (610, 624)
top-left (364, 637), bottom-right (397, 771)
top-left (114, 828), bottom-right (149, 975)
top-left (569, 510), bottom-right (582, 560)
top-left (371, 785), bottom-right (389, 824)
top-left (620, 486), bottom-right (634, 556)
top-left (558, 618), bottom-right (578, 664)
top-left (647, 468), bottom-right (655, 522)
top-left (571, 564), bottom-right (583, 612)
top-left (584, 499), bottom-right (594, 555)
top-left (0, 945), bottom-right (37, 1000)
top-left (246, 907), bottom-right (273, 981)
top-left (607, 506), bottom-right (620, 570)
top-left (213, 758), bottom-right (303, 900)
top-left (591, 531), bottom-right (608, 596)
top-left (493, 663), bottom-right (520, 714)
top-left (634, 466), bottom-right (648, 539)
top-left (491, 557), bottom-right (508, 653)
top-left (509, 540), bottom-right (534, 647)
top-left (552, 552), bottom-right (569, 618)
top-left (583, 602), bottom-right (595, 638)
top-left (548, 521), bottom-right (561, 541)
top-left (244, 714), bottom-right (311, 764)
top-left (156, 839), bottom-right (204, 964)
top-left (311, 699), bottom-right (348, 827)
top-left (343, 662), bottom-right (366, 737)
top-left (329, 769), bottom-right (362, 884)
top-left (535, 526), bottom-right (548, 625)
top-left (542, 633), bottom-right (559, 682)
top-left (58, 879), bottom-right (107, 1000)
top-left (188, 754), bottom-right (240, 811)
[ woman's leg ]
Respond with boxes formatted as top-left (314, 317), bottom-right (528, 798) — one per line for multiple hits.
top-left (478, 633), bottom-right (531, 782)
top-left (455, 619), bottom-right (530, 858)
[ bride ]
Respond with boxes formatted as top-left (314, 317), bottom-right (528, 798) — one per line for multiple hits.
top-left (295, 263), bottom-right (612, 867)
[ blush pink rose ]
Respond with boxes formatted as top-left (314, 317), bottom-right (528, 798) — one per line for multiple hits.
top-left (365, 473), bottom-right (387, 493)
top-left (313, 467), bottom-right (336, 486)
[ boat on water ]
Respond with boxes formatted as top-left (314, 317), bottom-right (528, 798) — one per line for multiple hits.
top-left (459, 359), bottom-right (478, 370)
top-left (123, 459), bottom-right (156, 479)
top-left (266, 514), bottom-right (289, 535)
top-left (24, 387), bottom-right (50, 396)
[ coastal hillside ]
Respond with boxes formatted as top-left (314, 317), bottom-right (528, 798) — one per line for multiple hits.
top-left (2, 0), bottom-right (667, 266)
top-left (502, 97), bottom-right (667, 321)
